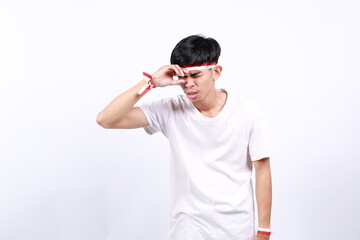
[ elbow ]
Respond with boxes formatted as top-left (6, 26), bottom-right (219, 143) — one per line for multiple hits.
top-left (96, 113), bottom-right (111, 129)
top-left (96, 111), bottom-right (126, 129)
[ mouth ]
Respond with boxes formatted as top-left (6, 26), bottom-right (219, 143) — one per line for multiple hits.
top-left (186, 91), bottom-right (198, 99)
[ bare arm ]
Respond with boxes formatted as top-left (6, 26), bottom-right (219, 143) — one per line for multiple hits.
top-left (96, 79), bottom-right (149, 129)
top-left (252, 157), bottom-right (272, 240)
top-left (96, 65), bottom-right (187, 129)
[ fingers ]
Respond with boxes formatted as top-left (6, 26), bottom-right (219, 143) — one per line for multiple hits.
top-left (170, 65), bottom-right (188, 85)
top-left (170, 65), bottom-right (182, 77)
top-left (169, 64), bottom-right (189, 77)
top-left (152, 64), bottom-right (189, 87)
top-left (163, 65), bottom-right (188, 86)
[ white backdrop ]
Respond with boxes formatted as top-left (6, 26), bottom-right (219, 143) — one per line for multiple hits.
top-left (1, 0), bottom-right (359, 239)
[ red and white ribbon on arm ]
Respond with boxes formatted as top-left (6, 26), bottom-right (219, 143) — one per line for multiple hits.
top-left (183, 62), bottom-right (217, 71)
top-left (138, 72), bottom-right (156, 96)
top-left (257, 228), bottom-right (272, 236)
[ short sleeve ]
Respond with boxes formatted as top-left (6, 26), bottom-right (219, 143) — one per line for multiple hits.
top-left (248, 105), bottom-right (272, 161)
top-left (138, 99), bottom-right (170, 135)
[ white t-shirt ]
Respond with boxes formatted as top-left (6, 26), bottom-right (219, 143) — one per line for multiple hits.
top-left (139, 89), bottom-right (271, 240)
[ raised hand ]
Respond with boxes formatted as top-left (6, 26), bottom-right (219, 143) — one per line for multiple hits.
top-left (151, 65), bottom-right (188, 87)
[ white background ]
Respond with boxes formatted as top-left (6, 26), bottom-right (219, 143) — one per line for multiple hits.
top-left (1, 0), bottom-right (359, 239)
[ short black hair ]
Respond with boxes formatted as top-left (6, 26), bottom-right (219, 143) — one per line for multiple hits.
top-left (170, 35), bottom-right (221, 67)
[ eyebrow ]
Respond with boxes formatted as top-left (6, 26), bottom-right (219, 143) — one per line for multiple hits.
top-left (178, 71), bottom-right (201, 79)
top-left (189, 71), bottom-right (201, 76)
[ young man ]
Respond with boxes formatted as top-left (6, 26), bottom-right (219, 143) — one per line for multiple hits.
top-left (97, 35), bottom-right (272, 240)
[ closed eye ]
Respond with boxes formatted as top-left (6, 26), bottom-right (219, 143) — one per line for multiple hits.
top-left (178, 71), bottom-right (201, 80)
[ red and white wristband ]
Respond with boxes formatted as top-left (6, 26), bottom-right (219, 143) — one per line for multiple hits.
top-left (138, 72), bottom-right (156, 96)
top-left (257, 228), bottom-right (272, 236)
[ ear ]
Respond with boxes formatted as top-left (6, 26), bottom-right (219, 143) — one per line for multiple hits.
top-left (212, 65), bottom-right (222, 81)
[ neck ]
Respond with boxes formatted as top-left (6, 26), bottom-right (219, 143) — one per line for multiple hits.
top-left (193, 89), bottom-right (227, 117)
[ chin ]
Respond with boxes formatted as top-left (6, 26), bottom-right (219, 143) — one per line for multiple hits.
top-left (187, 96), bottom-right (202, 103)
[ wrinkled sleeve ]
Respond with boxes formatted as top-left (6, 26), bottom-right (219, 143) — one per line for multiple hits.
top-left (138, 99), bottom-right (170, 135)
top-left (248, 105), bottom-right (272, 161)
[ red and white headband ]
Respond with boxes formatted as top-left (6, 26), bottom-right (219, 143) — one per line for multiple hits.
top-left (183, 62), bottom-right (217, 71)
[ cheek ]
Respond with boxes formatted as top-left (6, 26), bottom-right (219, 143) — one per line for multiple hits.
top-left (195, 77), bottom-right (207, 85)
top-left (198, 78), bottom-right (213, 88)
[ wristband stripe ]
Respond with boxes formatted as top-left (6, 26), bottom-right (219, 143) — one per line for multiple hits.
top-left (143, 72), bottom-right (152, 80)
top-left (257, 230), bottom-right (271, 235)
top-left (138, 72), bottom-right (155, 96)
top-left (258, 228), bottom-right (271, 232)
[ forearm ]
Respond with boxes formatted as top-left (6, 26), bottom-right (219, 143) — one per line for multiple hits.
top-left (255, 167), bottom-right (272, 228)
top-left (96, 79), bottom-right (147, 128)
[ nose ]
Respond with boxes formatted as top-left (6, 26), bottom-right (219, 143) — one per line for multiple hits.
top-left (185, 77), bottom-right (195, 88)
